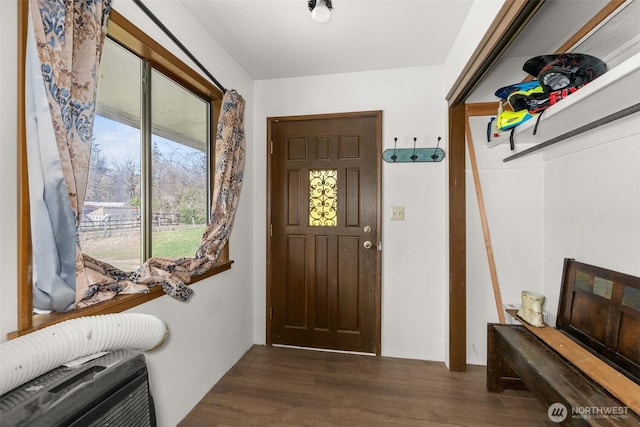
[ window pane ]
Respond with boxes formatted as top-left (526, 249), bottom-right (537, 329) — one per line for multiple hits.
top-left (151, 70), bottom-right (208, 258)
top-left (309, 169), bottom-right (338, 226)
top-left (81, 39), bottom-right (142, 272)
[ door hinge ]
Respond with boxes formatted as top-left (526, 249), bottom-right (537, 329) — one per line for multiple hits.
top-left (270, 224), bottom-right (273, 237)
top-left (270, 141), bottom-right (274, 154)
top-left (270, 306), bottom-right (273, 320)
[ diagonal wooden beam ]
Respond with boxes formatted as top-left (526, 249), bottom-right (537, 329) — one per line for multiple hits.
top-left (465, 105), bottom-right (505, 324)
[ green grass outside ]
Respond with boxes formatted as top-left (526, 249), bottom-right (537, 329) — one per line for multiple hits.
top-left (81, 225), bottom-right (206, 272)
top-left (152, 226), bottom-right (206, 258)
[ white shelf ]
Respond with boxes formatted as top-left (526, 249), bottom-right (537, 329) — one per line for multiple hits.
top-left (487, 52), bottom-right (640, 156)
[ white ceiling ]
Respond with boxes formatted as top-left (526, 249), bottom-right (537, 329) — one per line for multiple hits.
top-left (179, 0), bottom-right (474, 80)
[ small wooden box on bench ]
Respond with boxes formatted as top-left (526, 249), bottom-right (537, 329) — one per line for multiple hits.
top-left (487, 258), bottom-right (640, 425)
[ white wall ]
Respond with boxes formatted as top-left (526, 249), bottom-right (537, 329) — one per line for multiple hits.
top-left (543, 114), bottom-right (640, 324)
top-left (465, 118), bottom-right (544, 365)
top-left (254, 66), bottom-right (448, 361)
top-left (1, 1), bottom-right (255, 426)
top-left (443, 0), bottom-right (506, 98)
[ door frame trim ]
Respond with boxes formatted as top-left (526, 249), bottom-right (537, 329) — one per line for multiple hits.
top-left (266, 110), bottom-right (383, 355)
top-left (446, 0), bottom-right (544, 372)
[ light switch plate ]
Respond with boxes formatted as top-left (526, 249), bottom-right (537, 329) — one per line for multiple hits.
top-left (391, 206), bottom-right (405, 221)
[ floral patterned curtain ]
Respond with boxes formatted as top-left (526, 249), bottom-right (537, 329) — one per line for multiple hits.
top-left (196, 90), bottom-right (246, 263)
top-left (122, 89), bottom-right (246, 303)
top-left (26, 0), bottom-right (112, 312)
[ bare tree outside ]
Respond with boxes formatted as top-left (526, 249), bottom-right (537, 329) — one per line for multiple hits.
top-left (80, 116), bottom-right (207, 272)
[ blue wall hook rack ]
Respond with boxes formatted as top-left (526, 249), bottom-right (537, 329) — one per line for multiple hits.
top-left (383, 137), bottom-right (444, 163)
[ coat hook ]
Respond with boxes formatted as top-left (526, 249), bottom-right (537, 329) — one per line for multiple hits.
top-left (410, 137), bottom-right (418, 161)
top-left (431, 137), bottom-right (442, 160)
top-left (391, 137), bottom-right (398, 162)
top-left (382, 136), bottom-right (445, 163)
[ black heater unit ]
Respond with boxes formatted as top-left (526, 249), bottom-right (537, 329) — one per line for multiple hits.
top-left (0, 349), bottom-right (156, 427)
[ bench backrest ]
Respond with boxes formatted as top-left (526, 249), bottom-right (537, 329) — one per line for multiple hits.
top-left (557, 258), bottom-right (640, 384)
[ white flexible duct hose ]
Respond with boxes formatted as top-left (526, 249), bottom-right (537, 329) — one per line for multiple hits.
top-left (0, 313), bottom-right (168, 396)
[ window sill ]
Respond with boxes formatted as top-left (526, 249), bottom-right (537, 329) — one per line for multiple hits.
top-left (7, 260), bottom-right (233, 340)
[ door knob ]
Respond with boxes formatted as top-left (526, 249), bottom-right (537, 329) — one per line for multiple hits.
top-left (363, 240), bottom-right (373, 249)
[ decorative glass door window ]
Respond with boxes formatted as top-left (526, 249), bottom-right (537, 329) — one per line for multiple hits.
top-left (309, 169), bottom-right (337, 226)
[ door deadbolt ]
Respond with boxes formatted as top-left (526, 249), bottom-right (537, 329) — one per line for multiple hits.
top-left (363, 225), bottom-right (372, 233)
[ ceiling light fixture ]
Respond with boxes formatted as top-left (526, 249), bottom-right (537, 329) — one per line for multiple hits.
top-left (308, 0), bottom-right (333, 24)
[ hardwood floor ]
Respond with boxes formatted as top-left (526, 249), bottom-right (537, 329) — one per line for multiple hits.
top-left (179, 345), bottom-right (553, 426)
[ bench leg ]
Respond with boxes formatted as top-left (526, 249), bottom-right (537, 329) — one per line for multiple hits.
top-left (487, 323), bottom-right (504, 392)
top-left (487, 323), bottom-right (529, 393)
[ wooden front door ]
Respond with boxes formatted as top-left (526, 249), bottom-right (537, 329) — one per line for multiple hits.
top-left (267, 111), bottom-right (381, 354)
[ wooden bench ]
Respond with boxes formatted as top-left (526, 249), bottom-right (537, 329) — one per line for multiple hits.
top-left (487, 258), bottom-right (640, 426)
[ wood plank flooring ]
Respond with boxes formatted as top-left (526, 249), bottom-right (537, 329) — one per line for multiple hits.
top-left (179, 345), bottom-right (553, 426)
